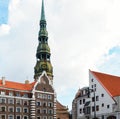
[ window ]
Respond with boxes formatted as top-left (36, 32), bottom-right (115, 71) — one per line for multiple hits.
top-left (43, 102), bottom-right (47, 107)
top-left (96, 96), bottom-right (99, 101)
top-left (36, 101), bottom-right (41, 106)
top-left (94, 84), bottom-right (96, 87)
top-left (24, 108), bottom-right (28, 113)
top-left (48, 109), bottom-right (53, 114)
top-left (24, 116), bottom-right (28, 119)
top-left (1, 91), bottom-right (5, 95)
top-left (43, 116), bottom-right (47, 119)
top-left (9, 107), bottom-right (14, 112)
top-left (107, 105), bottom-right (110, 109)
top-left (83, 99), bottom-right (85, 104)
top-left (23, 93), bottom-right (28, 98)
top-left (91, 79), bottom-right (94, 82)
top-left (102, 103), bottom-right (104, 107)
top-left (1, 115), bottom-right (6, 119)
top-left (37, 93), bottom-right (42, 98)
top-left (96, 105), bottom-right (99, 111)
top-left (8, 115), bottom-right (14, 119)
top-left (16, 107), bottom-right (21, 112)
top-left (43, 94), bottom-right (47, 99)
top-left (37, 109), bottom-right (40, 114)
top-left (0, 98), bottom-right (6, 103)
top-left (23, 100), bottom-right (28, 105)
top-left (101, 94), bottom-right (104, 97)
top-left (85, 107), bottom-right (91, 114)
top-left (0, 106), bottom-right (6, 112)
top-left (80, 100), bottom-right (82, 104)
top-left (16, 116), bottom-right (21, 119)
top-left (48, 95), bottom-right (52, 100)
top-left (16, 92), bottom-right (20, 97)
top-left (79, 108), bottom-right (82, 114)
top-left (102, 115), bottom-right (104, 119)
top-left (83, 108), bottom-right (85, 113)
top-left (16, 99), bottom-right (21, 105)
top-left (92, 106), bottom-right (95, 112)
top-left (92, 97), bottom-right (95, 102)
top-left (9, 91), bottom-right (13, 96)
top-left (91, 85), bottom-right (93, 88)
top-left (8, 99), bottom-right (14, 104)
top-left (42, 109), bottom-right (47, 114)
top-left (48, 102), bottom-right (53, 107)
top-left (49, 117), bottom-right (53, 119)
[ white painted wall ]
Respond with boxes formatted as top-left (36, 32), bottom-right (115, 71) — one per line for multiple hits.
top-left (89, 71), bottom-right (115, 117)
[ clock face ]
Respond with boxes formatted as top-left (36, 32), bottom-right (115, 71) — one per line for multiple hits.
top-left (42, 64), bottom-right (46, 69)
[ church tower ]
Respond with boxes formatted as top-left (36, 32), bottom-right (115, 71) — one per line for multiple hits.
top-left (34, 0), bottom-right (53, 83)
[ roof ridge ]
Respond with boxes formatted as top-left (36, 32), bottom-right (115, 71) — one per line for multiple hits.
top-left (0, 79), bottom-right (35, 85)
top-left (91, 70), bottom-right (120, 78)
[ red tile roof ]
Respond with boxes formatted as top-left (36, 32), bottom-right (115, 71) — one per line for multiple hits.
top-left (90, 70), bottom-right (120, 97)
top-left (0, 80), bottom-right (36, 91)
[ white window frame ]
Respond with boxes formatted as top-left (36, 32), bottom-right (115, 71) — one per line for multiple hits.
top-left (8, 99), bottom-right (14, 104)
top-left (48, 117), bottom-right (53, 119)
top-left (23, 107), bottom-right (28, 113)
top-left (16, 115), bottom-right (21, 119)
top-left (23, 100), bottom-right (28, 105)
top-left (48, 102), bottom-right (53, 107)
top-left (1, 91), bottom-right (5, 95)
top-left (36, 101), bottom-right (41, 106)
top-left (24, 116), bottom-right (28, 119)
top-left (43, 116), bottom-right (47, 119)
top-left (8, 106), bottom-right (14, 112)
top-left (8, 115), bottom-right (14, 119)
top-left (37, 93), bottom-right (42, 98)
top-left (48, 109), bottom-right (53, 114)
top-left (0, 98), bottom-right (6, 103)
top-left (48, 95), bottom-right (52, 100)
top-left (0, 114), bottom-right (6, 119)
top-left (0, 106), bottom-right (6, 112)
top-left (37, 116), bottom-right (41, 119)
top-left (16, 99), bottom-right (21, 105)
top-left (9, 91), bottom-right (13, 96)
top-left (16, 107), bottom-right (21, 113)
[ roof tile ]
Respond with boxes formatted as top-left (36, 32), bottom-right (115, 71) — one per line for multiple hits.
top-left (91, 70), bottom-right (120, 97)
top-left (0, 80), bottom-right (36, 91)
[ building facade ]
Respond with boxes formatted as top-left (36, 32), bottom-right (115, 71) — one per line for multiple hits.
top-left (0, 0), bottom-right (56, 119)
top-left (56, 101), bottom-right (69, 119)
top-left (72, 70), bottom-right (120, 119)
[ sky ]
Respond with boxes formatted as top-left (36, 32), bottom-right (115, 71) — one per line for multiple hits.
top-left (1, 0), bottom-right (120, 110)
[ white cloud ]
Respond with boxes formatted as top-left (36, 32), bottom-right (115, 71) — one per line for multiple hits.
top-left (1, 0), bottom-right (120, 109)
top-left (0, 24), bottom-right (10, 36)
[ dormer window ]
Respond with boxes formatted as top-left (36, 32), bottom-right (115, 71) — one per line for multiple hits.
top-left (23, 93), bottom-right (28, 98)
top-left (16, 92), bottom-right (20, 97)
top-left (9, 91), bottom-right (13, 96)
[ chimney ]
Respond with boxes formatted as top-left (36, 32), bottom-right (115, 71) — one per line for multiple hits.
top-left (2, 77), bottom-right (5, 85)
top-left (25, 80), bottom-right (29, 84)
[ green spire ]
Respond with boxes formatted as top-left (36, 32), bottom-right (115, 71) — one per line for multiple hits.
top-left (34, 0), bottom-right (53, 80)
top-left (41, 0), bottom-right (45, 21)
